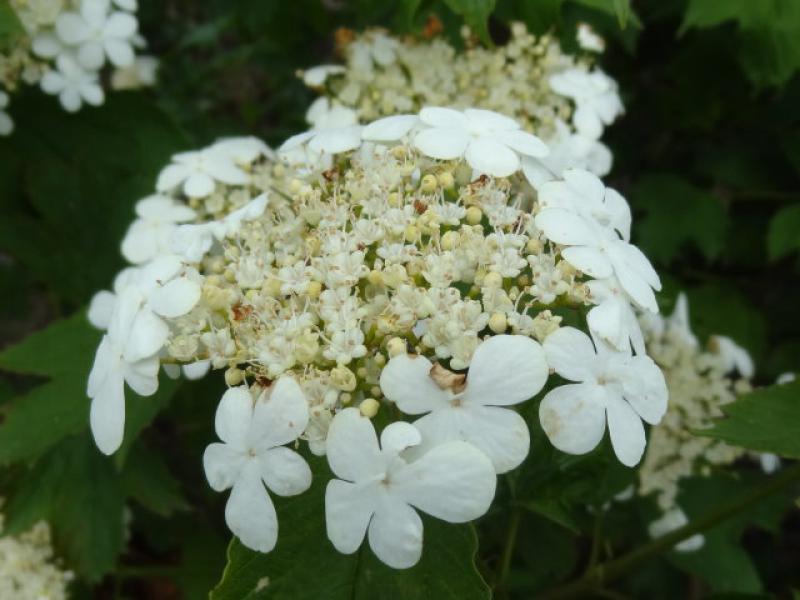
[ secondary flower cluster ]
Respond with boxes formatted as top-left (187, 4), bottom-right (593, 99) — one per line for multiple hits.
top-left (0, 502), bottom-right (73, 599)
top-left (0, 0), bottom-right (156, 134)
top-left (86, 104), bottom-right (667, 568)
top-left (299, 23), bottom-right (622, 189)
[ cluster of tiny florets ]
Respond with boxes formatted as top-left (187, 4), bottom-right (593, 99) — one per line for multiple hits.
top-left (0, 0), bottom-right (156, 134)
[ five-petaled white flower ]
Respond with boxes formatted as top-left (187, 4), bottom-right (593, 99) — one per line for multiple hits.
top-left (325, 408), bottom-right (496, 569)
top-left (203, 380), bottom-right (312, 553)
top-left (56, 0), bottom-right (138, 70)
top-left (380, 335), bottom-right (548, 473)
top-left (121, 195), bottom-right (196, 264)
top-left (87, 285), bottom-right (160, 455)
top-left (539, 327), bottom-right (668, 467)
top-left (549, 68), bottom-right (624, 140)
top-left (156, 146), bottom-right (250, 198)
top-left (40, 55), bottom-right (104, 112)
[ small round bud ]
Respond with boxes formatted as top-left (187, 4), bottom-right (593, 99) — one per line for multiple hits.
top-left (331, 365), bottom-right (357, 392)
top-left (483, 271), bottom-right (503, 289)
top-left (359, 398), bottom-right (380, 418)
top-left (387, 337), bottom-right (406, 357)
top-left (420, 173), bottom-right (438, 193)
top-left (225, 368), bottom-right (245, 386)
top-left (289, 178), bottom-right (303, 194)
top-left (465, 206), bottom-right (482, 225)
top-left (404, 224), bottom-right (421, 242)
top-left (367, 269), bottom-right (384, 286)
top-left (340, 393), bottom-right (352, 405)
top-left (370, 386), bottom-right (382, 398)
top-left (374, 354), bottom-right (386, 367)
top-left (438, 171), bottom-right (455, 189)
top-left (526, 238), bottom-right (543, 254)
top-left (489, 312), bottom-right (508, 334)
top-left (388, 192), bottom-right (402, 207)
top-left (307, 281), bottom-right (322, 298)
top-left (441, 230), bottom-right (458, 250)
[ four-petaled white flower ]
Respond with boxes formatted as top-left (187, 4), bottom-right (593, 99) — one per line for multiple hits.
top-left (325, 408), bottom-right (496, 569)
top-left (203, 380), bottom-right (312, 552)
top-left (121, 195), bottom-right (196, 264)
top-left (549, 68), bottom-right (624, 140)
top-left (380, 335), bottom-right (548, 473)
top-left (56, 0), bottom-right (138, 70)
top-left (156, 146), bottom-right (250, 198)
top-left (87, 285), bottom-right (160, 455)
top-left (40, 55), bottom-right (105, 112)
top-left (539, 327), bottom-right (668, 467)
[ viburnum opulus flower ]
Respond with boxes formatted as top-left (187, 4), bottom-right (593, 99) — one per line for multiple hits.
top-left (325, 408), bottom-right (495, 568)
top-left (203, 380), bottom-right (311, 552)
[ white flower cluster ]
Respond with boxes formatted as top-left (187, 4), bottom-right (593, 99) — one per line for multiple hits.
top-left (300, 23), bottom-right (622, 189)
top-left (0, 502), bottom-right (73, 599)
top-left (86, 102), bottom-right (665, 568)
top-left (0, 0), bottom-right (156, 134)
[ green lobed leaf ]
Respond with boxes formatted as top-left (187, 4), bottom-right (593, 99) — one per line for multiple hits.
top-left (121, 442), bottom-right (188, 517)
top-left (767, 203), bottom-right (800, 260)
top-left (211, 456), bottom-right (490, 600)
top-left (694, 380), bottom-right (800, 457)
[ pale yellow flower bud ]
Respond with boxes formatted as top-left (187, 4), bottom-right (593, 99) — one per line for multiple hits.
top-left (359, 398), bottom-right (380, 418)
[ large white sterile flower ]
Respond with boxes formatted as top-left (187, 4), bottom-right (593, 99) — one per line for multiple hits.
top-left (535, 206), bottom-right (661, 312)
top-left (87, 286), bottom-right (160, 455)
top-left (156, 146), bottom-right (250, 198)
top-left (539, 327), bottom-right (668, 467)
top-left (56, 0), bottom-right (138, 70)
top-left (325, 408), bottom-right (495, 569)
top-left (380, 335), bottom-right (548, 473)
top-left (586, 278), bottom-right (645, 354)
top-left (121, 195), bottom-right (196, 264)
top-left (549, 68), bottom-right (624, 140)
top-left (648, 508), bottom-right (704, 552)
top-left (0, 92), bottom-right (12, 136)
top-left (203, 380), bottom-right (311, 553)
top-left (40, 55), bottom-right (104, 112)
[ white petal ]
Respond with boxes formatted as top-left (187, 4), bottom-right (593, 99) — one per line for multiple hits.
top-left (603, 188), bottom-right (632, 240)
top-left (620, 356), bottom-right (668, 425)
top-left (60, 89), bottom-right (82, 112)
top-left (171, 224), bottom-right (214, 262)
top-left (464, 138), bottom-right (520, 177)
top-left (90, 368), bottom-right (125, 455)
top-left (419, 106), bottom-right (468, 129)
top-left (368, 498), bottom-right (423, 569)
top-left (380, 421), bottom-right (421, 455)
top-left (109, 285), bottom-right (143, 339)
top-left (464, 335), bottom-right (548, 406)
top-left (87, 336), bottom-right (114, 397)
top-left (78, 41), bottom-right (106, 70)
top-left (156, 163), bottom-right (189, 192)
top-left (203, 442), bottom-right (246, 491)
top-left (464, 108), bottom-right (519, 132)
top-left (495, 130), bottom-right (549, 158)
top-left (105, 39), bottom-right (135, 67)
top-left (123, 309), bottom-right (168, 362)
top-left (225, 463), bottom-right (278, 553)
top-left (123, 355), bottom-right (159, 396)
top-left (88, 290), bottom-right (116, 330)
top-left (204, 157), bottom-right (250, 185)
top-left (80, 82), bottom-right (104, 107)
top-left (56, 13), bottom-right (90, 44)
top-left (412, 405), bottom-right (530, 474)
top-left (379, 353), bottom-right (450, 415)
top-left (278, 131), bottom-right (315, 154)
top-left (259, 446), bottom-right (311, 496)
top-left (534, 209), bottom-right (600, 246)
top-left (539, 383), bottom-right (607, 455)
top-left (215, 386), bottom-right (253, 449)
top-left (325, 479), bottom-right (377, 554)
top-left (105, 11), bottom-right (138, 37)
top-left (309, 126), bottom-right (362, 154)
top-left (573, 104), bottom-right (603, 140)
top-left (361, 115), bottom-right (418, 141)
top-left (587, 299), bottom-right (627, 351)
top-left (606, 395), bottom-right (646, 467)
top-left (149, 277), bottom-right (201, 318)
top-left (606, 245), bottom-right (658, 313)
top-left (183, 360), bottom-right (211, 380)
top-left (32, 33), bottom-right (62, 58)
top-left (325, 407), bottom-right (383, 481)
top-left (250, 377), bottom-right (309, 450)
top-left (543, 327), bottom-right (598, 382)
top-left (413, 127), bottom-right (469, 160)
top-left (521, 156), bottom-right (556, 189)
top-left (395, 441), bottom-right (495, 521)
top-left (183, 172), bottom-right (215, 198)
top-left (561, 246), bottom-right (614, 278)
top-left (121, 220), bottom-right (159, 264)
top-left (40, 71), bottom-right (65, 94)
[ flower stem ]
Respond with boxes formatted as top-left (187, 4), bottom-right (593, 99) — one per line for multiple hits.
top-left (498, 508), bottom-right (522, 591)
top-left (539, 461), bottom-right (800, 599)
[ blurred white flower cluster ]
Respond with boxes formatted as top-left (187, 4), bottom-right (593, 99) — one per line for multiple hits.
top-left (0, 0), bottom-right (156, 134)
top-left (299, 23), bottom-right (622, 189)
top-left (0, 502), bottom-right (73, 599)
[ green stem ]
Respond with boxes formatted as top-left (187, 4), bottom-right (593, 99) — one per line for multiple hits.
top-left (498, 508), bottom-right (522, 591)
top-left (540, 461), bottom-right (800, 599)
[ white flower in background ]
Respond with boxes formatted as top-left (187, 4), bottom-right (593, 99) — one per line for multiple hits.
top-left (87, 286), bottom-right (160, 455)
top-left (349, 31), bottom-right (399, 70)
top-left (111, 54), bottom-right (158, 89)
top-left (302, 64), bottom-right (346, 87)
top-left (710, 335), bottom-right (755, 378)
top-left (0, 92), bottom-right (12, 136)
top-left (648, 508), bottom-right (704, 552)
top-left (279, 102), bottom-right (362, 168)
top-left (586, 278), bottom-right (645, 354)
top-left (539, 327), bottom-right (668, 467)
top-left (664, 293), bottom-right (698, 348)
top-left (535, 203), bottom-right (661, 312)
top-left (305, 97), bottom-right (359, 130)
top-left (88, 289), bottom-right (117, 329)
top-left (40, 54), bottom-right (104, 112)
top-left (211, 136), bottom-right (274, 165)
top-left (121, 195), bottom-right (197, 264)
top-left (380, 335), bottom-right (548, 473)
top-left (156, 146), bottom-right (250, 198)
top-left (550, 68), bottom-right (624, 140)
top-left (56, 0), bottom-right (138, 70)
top-left (203, 380), bottom-right (311, 552)
top-left (576, 23), bottom-right (606, 53)
top-left (325, 408), bottom-right (495, 568)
